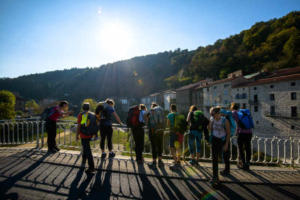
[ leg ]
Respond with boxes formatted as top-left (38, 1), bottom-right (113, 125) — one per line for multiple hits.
top-left (150, 133), bottom-right (157, 161)
top-left (212, 137), bottom-right (222, 180)
top-left (245, 134), bottom-right (252, 165)
top-left (237, 134), bottom-right (245, 165)
top-left (137, 127), bottom-right (145, 160)
top-left (195, 133), bottom-right (202, 161)
top-left (170, 132), bottom-right (177, 161)
top-left (157, 131), bottom-right (163, 160)
top-left (107, 126), bottom-right (113, 151)
top-left (223, 143), bottom-right (230, 172)
top-left (188, 133), bottom-right (195, 159)
top-left (132, 128), bottom-right (139, 159)
top-left (100, 126), bottom-right (107, 152)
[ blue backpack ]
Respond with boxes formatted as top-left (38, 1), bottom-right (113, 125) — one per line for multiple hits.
top-left (220, 109), bottom-right (237, 137)
top-left (237, 109), bottom-right (254, 129)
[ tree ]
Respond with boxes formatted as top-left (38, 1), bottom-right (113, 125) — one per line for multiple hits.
top-left (25, 99), bottom-right (40, 114)
top-left (80, 98), bottom-right (98, 112)
top-left (0, 90), bottom-right (16, 120)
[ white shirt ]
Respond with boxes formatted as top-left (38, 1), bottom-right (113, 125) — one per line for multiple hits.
top-left (211, 117), bottom-right (226, 138)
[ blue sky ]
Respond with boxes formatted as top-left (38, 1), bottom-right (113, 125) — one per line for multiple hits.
top-left (0, 0), bottom-right (299, 78)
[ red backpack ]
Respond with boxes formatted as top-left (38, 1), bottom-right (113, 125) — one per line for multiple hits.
top-left (126, 105), bottom-right (141, 128)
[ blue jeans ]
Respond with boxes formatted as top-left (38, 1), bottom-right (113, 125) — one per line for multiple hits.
top-left (188, 130), bottom-right (202, 155)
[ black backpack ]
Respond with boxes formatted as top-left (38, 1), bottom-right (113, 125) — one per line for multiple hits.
top-left (80, 112), bottom-right (99, 136)
top-left (95, 102), bottom-right (108, 120)
top-left (40, 106), bottom-right (55, 121)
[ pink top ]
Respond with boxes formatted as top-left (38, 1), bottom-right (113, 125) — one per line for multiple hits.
top-left (232, 110), bottom-right (252, 134)
top-left (48, 106), bottom-right (63, 122)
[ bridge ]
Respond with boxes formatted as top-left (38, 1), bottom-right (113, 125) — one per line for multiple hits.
top-left (0, 120), bottom-right (300, 199)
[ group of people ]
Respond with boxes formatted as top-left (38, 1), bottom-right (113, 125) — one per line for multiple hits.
top-left (45, 100), bottom-right (253, 188)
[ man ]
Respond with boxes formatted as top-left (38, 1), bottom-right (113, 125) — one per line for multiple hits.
top-left (76, 103), bottom-right (95, 173)
top-left (148, 103), bottom-right (165, 168)
top-left (45, 101), bottom-right (70, 153)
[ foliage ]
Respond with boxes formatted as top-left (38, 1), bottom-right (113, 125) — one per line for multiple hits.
top-left (0, 90), bottom-right (16, 120)
top-left (25, 99), bottom-right (40, 114)
top-left (80, 98), bottom-right (98, 113)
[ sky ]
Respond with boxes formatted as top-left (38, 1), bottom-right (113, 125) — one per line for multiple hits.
top-left (0, 0), bottom-right (299, 78)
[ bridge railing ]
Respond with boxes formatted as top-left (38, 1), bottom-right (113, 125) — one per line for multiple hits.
top-left (0, 120), bottom-right (300, 165)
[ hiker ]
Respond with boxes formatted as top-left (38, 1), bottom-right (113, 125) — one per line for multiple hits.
top-left (148, 103), bottom-right (165, 168)
top-left (187, 105), bottom-right (209, 166)
top-left (208, 106), bottom-right (231, 188)
top-left (76, 103), bottom-right (96, 173)
top-left (99, 99), bottom-right (123, 159)
top-left (127, 104), bottom-right (147, 164)
top-left (231, 102), bottom-right (254, 170)
top-left (45, 101), bottom-right (70, 153)
top-left (167, 104), bottom-right (184, 169)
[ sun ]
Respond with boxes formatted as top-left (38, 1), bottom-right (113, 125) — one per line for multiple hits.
top-left (98, 22), bottom-right (133, 58)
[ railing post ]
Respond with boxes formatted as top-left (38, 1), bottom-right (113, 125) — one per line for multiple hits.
top-left (2, 123), bottom-right (6, 144)
top-left (270, 136), bottom-right (275, 163)
top-left (41, 121), bottom-right (45, 148)
top-left (26, 122), bottom-right (29, 143)
top-left (277, 139), bottom-right (281, 164)
top-left (298, 140), bottom-right (300, 165)
top-left (17, 122), bottom-right (20, 144)
top-left (31, 122), bottom-right (34, 143)
top-left (263, 138), bottom-right (267, 163)
top-left (257, 137), bottom-right (261, 162)
top-left (290, 137), bottom-right (294, 166)
top-left (36, 121), bottom-right (39, 148)
top-left (284, 139), bottom-right (287, 164)
top-left (21, 122), bottom-right (25, 144)
top-left (12, 122), bottom-right (15, 144)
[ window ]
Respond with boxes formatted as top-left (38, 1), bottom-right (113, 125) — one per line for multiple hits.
top-left (224, 84), bottom-right (229, 88)
top-left (254, 95), bottom-right (258, 102)
top-left (291, 82), bottom-right (296, 86)
top-left (242, 93), bottom-right (247, 99)
top-left (271, 123), bottom-right (274, 127)
top-left (291, 92), bottom-right (297, 100)
top-left (291, 125), bottom-right (295, 130)
top-left (254, 87), bottom-right (257, 90)
top-left (213, 86), bottom-right (217, 89)
top-left (243, 88), bottom-right (245, 91)
top-left (291, 106), bottom-right (297, 117)
top-left (256, 121), bottom-right (259, 124)
top-left (235, 94), bottom-right (240, 99)
top-left (254, 106), bottom-right (258, 112)
top-left (242, 103), bottom-right (246, 109)
top-left (270, 106), bottom-right (275, 115)
top-left (270, 94), bottom-right (275, 101)
top-left (270, 85), bottom-right (274, 88)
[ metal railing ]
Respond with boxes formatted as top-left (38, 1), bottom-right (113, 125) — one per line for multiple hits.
top-left (1, 119), bottom-right (300, 165)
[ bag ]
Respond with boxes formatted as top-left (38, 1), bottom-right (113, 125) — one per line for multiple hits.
top-left (95, 102), bottom-right (107, 120)
top-left (237, 109), bottom-right (254, 129)
top-left (192, 110), bottom-right (210, 141)
top-left (174, 114), bottom-right (188, 134)
top-left (80, 112), bottom-right (99, 136)
top-left (220, 109), bottom-right (237, 137)
top-left (126, 105), bottom-right (141, 128)
top-left (152, 106), bottom-right (165, 130)
top-left (40, 106), bottom-right (55, 121)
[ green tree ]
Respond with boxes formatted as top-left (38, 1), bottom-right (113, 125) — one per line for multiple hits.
top-left (25, 99), bottom-right (40, 114)
top-left (0, 90), bottom-right (16, 120)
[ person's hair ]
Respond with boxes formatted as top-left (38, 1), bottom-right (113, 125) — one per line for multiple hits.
top-left (170, 104), bottom-right (177, 112)
top-left (105, 98), bottom-right (115, 106)
top-left (230, 102), bottom-right (239, 110)
top-left (151, 102), bottom-right (158, 109)
top-left (140, 104), bottom-right (147, 111)
top-left (189, 105), bottom-right (197, 112)
top-left (210, 106), bottom-right (221, 116)
top-left (82, 103), bottom-right (90, 111)
top-left (59, 100), bottom-right (69, 107)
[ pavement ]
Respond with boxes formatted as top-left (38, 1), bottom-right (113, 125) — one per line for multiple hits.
top-left (0, 148), bottom-right (300, 200)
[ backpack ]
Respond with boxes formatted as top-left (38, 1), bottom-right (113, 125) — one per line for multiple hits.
top-left (40, 106), bottom-right (55, 121)
top-left (152, 106), bottom-right (165, 129)
top-left (126, 105), bottom-right (141, 128)
top-left (220, 109), bottom-right (237, 137)
top-left (237, 109), bottom-right (254, 129)
top-left (173, 114), bottom-right (188, 134)
top-left (80, 112), bottom-right (99, 136)
top-left (192, 110), bottom-right (210, 140)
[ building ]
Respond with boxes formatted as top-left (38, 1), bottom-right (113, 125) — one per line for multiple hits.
top-left (141, 90), bottom-right (176, 111)
top-left (15, 94), bottom-right (26, 111)
top-left (176, 79), bottom-right (212, 114)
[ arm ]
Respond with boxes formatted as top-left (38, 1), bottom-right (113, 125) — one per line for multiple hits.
top-left (186, 112), bottom-right (192, 123)
top-left (76, 115), bottom-right (81, 141)
top-left (113, 112), bottom-right (123, 125)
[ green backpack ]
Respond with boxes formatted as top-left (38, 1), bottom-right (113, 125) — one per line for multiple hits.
top-left (174, 114), bottom-right (188, 134)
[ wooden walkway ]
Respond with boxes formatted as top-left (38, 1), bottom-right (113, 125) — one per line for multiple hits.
top-left (0, 148), bottom-right (300, 200)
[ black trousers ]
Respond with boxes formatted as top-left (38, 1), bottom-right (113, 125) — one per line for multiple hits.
top-left (45, 119), bottom-right (57, 150)
top-left (100, 125), bottom-right (113, 151)
top-left (149, 130), bottom-right (163, 160)
top-left (81, 138), bottom-right (95, 169)
top-left (132, 127), bottom-right (145, 160)
top-left (212, 136), bottom-right (230, 179)
top-left (237, 133), bottom-right (252, 164)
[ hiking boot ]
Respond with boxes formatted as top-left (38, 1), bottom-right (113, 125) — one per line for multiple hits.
top-left (158, 159), bottom-right (164, 167)
top-left (148, 161), bottom-right (157, 169)
top-left (220, 169), bottom-right (230, 176)
top-left (53, 146), bottom-right (60, 152)
top-left (237, 161), bottom-right (244, 169)
top-left (47, 149), bottom-right (56, 154)
top-left (109, 152), bottom-right (115, 158)
top-left (101, 152), bottom-right (107, 159)
top-left (244, 162), bottom-right (250, 171)
top-left (189, 159), bottom-right (197, 166)
top-left (85, 168), bottom-right (96, 174)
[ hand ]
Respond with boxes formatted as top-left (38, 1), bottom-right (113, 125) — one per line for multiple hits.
top-left (223, 143), bottom-right (228, 152)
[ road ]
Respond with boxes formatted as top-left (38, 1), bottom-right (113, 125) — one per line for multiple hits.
top-left (0, 148), bottom-right (300, 200)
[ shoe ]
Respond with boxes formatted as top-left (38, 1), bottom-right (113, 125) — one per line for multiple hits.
top-left (169, 162), bottom-right (180, 171)
top-left (237, 161), bottom-right (244, 169)
top-left (210, 178), bottom-right (220, 189)
top-left (148, 161), bottom-right (157, 169)
top-left (189, 159), bottom-right (196, 165)
top-left (109, 152), bottom-right (115, 158)
top-left (101, 152), bottom-right (107, 159)
top-left (85, 168), bottom-right (96, 174)
top-left (158, 159), bottom-right (164, 167)
top-left (91, 136), bottom-right (99, 141)
top-left (47, 149), bottom-right (56, 154)
top-left (220, 170), bottom-right (230, 176)
top-left (244, 163), bottom-right (250, 171)
top-left (53, 146), bottom-right (60, 152)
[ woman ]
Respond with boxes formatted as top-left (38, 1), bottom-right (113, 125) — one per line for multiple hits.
top-left (186, 105), bottom-right (202, 165)
top-left (208, 106), bottom-right (231, 188)
top-left (100, 99), bottom-right (123, 158)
